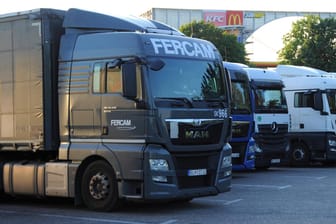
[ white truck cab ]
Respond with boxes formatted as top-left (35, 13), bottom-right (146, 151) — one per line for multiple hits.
top-left (277, 65), bottom-right (336, 165)
top-left (243, 68), bottom-right (289, 168)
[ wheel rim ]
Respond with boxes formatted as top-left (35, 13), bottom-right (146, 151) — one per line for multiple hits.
top-left (293, 148), bottom-right (305, 161)
top-left (89, 172), bottom-right (110, 200)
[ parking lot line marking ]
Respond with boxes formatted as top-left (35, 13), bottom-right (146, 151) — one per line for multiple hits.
top-left (160, 220), bottom-right (178, 224)
top-left (278, 185), bottom-right (292, 189)
top-left (284, 175), bottom-right (327, 180)
top-left (40, 213), bottom-right (148, 224)
top-left (223, 199), bottom-right (243, 205)
top-left (233, 184), bottom-right (292, 190)
top-left (0, 210), bottom-right (147, 224)
top-left (195, 198), bottom-right (243, 205)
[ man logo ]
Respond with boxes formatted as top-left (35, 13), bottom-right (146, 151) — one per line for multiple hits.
top-left (226, 11), bottom-right (243, 26)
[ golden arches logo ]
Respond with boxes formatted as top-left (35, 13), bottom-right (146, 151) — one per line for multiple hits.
top-left (227, 14), bottom-right (242, 26)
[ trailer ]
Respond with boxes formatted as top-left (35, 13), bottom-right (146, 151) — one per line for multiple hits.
top-left (0, 8), bottom-right (232, 211)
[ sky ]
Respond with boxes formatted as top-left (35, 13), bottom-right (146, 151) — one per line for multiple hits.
top-left (1, 0), bottom-right (335, 17)
top-left (245, 16), bottom-right (303, 62)
top-left (1, 0), bottom-right (335, 62)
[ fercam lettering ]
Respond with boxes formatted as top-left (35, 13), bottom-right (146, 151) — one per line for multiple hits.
top-left (150, 38), bottom-right (215, 59)
top-left (111, 120), bottom-right (131, 126)
top-left (110, 119), bottom-right (136, 131)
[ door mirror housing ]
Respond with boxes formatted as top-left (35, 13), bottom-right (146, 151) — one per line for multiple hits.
top-left (148, 58), bottom-right (165, 71)
top-left (313, 91), bottom-right (328, 115)
top-left (122, 62), bottom-right (137, 99)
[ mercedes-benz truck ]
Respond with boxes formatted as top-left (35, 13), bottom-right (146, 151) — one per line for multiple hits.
top-left (224, 63), bottom-right (289, 169)
top-left (245, 68), bottom-right (289, 168)
top-left (277, 65), bottom-right (336, 166)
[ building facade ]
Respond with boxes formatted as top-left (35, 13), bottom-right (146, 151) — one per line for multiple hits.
top-left (141, 8), bottom-right (336, 43)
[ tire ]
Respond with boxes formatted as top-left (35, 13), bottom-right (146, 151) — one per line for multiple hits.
top-left (81, 160), bottom-right (120, 211)
top-left (255, 166), bottom-right (270, 171)
top-left (290, 143), bottom-right (309, 166)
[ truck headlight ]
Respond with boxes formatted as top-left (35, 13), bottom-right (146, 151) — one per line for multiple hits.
top-left (149, 159), bottom-right (169, 171)
top-left (222, 155), bottom-right (232, 168)
top-left (254, 144), bottom-right (263, 153)
top-left (328, 140), bottom-right (336, 147)
top-left (149, 159), bottom-right (169, 183)
top-left (249, 142), bottom-right (262, 153)
top-left (248, 144), bottom-right (256, 154)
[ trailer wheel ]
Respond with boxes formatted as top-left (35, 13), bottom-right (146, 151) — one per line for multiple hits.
top-left (81, 160), bottom-right (120, 211)
top-left (291, 143), bottom-right (309, 166)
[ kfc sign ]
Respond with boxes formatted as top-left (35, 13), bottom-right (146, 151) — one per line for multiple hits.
top-left (203, 11), bottom-right (243, 27)
top-left (203, 12), bottom-right (226, 26)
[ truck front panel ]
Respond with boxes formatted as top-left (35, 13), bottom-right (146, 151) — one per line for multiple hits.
top-left (58, 32), bottom-right (232, 201)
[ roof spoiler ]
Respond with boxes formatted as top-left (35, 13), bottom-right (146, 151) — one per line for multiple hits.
top-left (63, 8), bottom-right (184, 36)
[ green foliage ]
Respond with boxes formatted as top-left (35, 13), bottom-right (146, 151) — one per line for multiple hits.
top-left (180, 20), bottom-right (248, 64)
top-left (279, 15), bottom-right (336, 72)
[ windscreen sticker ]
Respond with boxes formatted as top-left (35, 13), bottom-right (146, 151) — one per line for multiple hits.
top-left (214, 109), bottom-right (228, 118)
top-left (150, 38), bottom-right (215, 59)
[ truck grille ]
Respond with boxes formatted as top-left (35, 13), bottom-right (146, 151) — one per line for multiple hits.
top-left (256, 123), bottom-right (288, 151)
top-left (230, 142), bottom-right (247, 164)
top-left (172, 151), bottom-right (220, 189)
top-left (166, 120), bottom-right (223, 145)
top-left (231, 121), bottom-right (250, 138)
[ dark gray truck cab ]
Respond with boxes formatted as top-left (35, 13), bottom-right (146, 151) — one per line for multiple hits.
top-left (0, 8), bottom-right (232, 211)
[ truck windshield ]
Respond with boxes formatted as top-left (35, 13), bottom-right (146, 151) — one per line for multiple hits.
top-left (232, 80), bottom-right (251, 114)
top-left (148, 58), bottom-right (227, 103)
top-left (326, 90), bottom-right (336, 114)
top-left (254, 88), bottom-right (288, 113)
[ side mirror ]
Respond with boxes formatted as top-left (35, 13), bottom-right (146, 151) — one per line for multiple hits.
top-left (313, 91), bottom-right (327, 115)
top-left (122, 63), bottom-right (137, 99)
top-left (224, 68), bottom-right (233, 104)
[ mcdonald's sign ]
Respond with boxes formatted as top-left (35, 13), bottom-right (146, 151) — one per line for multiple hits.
top-left (226, 11), bottom-right (243, 26)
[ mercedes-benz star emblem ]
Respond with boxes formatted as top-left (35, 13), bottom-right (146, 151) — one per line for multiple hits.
top-left (271, 122), bottom-right (278, 133)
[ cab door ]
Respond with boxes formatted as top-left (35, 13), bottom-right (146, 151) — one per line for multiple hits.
top-left (93, 61), bottom-right (146, 141)
top-left (292, 91), bottom-right (325, 132)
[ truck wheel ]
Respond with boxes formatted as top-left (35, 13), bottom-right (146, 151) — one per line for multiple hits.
top-left (81, 160), bottom-right (120, 211)
top-left (291, 143), bottom-right (309, 166)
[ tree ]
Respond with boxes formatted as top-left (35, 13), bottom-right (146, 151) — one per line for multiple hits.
top-left (279, 16), bottom-right (336, 72)
top-left (180, 20), bottom-right (247, 64)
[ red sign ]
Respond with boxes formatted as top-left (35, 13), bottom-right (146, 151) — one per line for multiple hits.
top-left (203, 11), bottom-right (226, 27)
top-left (226, 11), bottom-right (243, 26)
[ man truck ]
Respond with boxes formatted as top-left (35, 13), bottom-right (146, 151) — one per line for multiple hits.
top-left (277, 65), bottom-right (336, 165)
top-left (0, 8), bottom-right (232, 211)
top-left (224, 62), bottom-right (289, 169)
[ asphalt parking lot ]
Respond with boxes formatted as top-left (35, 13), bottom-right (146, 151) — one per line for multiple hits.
top-left (1, 164), bottom-right (336, 224)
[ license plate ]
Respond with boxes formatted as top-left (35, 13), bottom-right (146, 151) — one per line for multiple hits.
top-left (271, 158), bottom-right (281, 164)
top-left (187, 169), bottom-right (207, 176)
top-left (232, 153), bottom-right (240, 158)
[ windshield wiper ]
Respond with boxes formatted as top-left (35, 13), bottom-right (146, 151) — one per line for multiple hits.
top-left (155, 97), bottom-right (193, 108)
top-left (191, 96), bottom-right (226, 108)
top-left (232, 108), bottom-right (251, 114)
